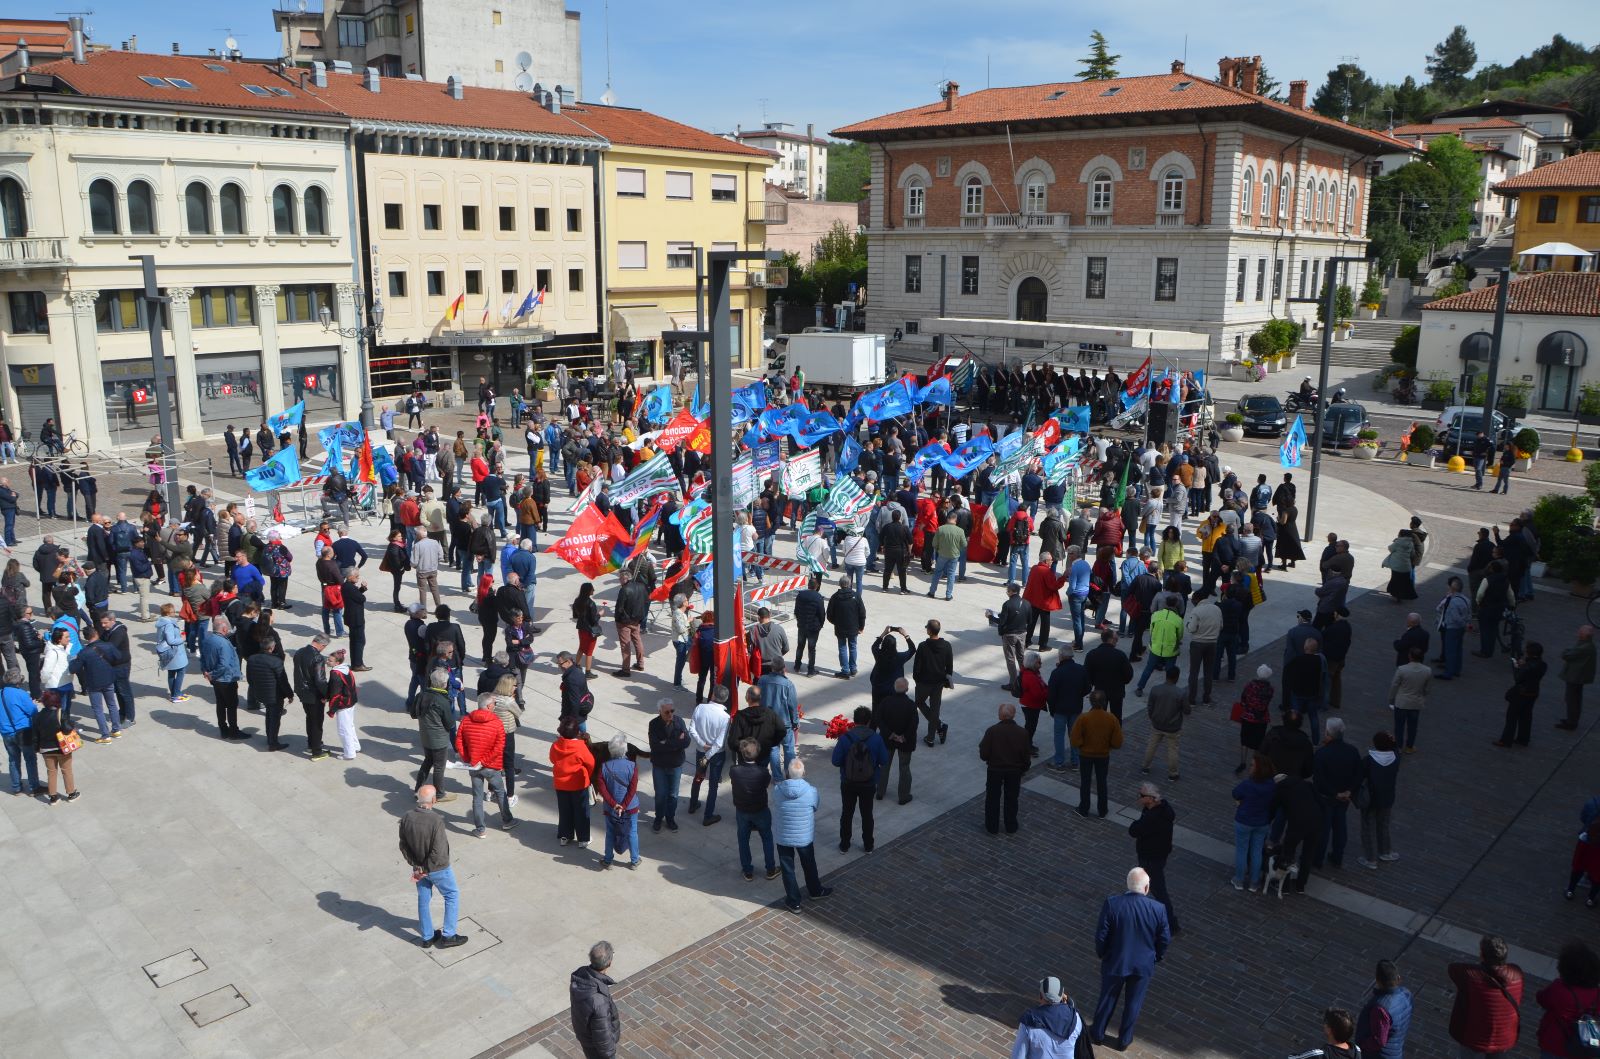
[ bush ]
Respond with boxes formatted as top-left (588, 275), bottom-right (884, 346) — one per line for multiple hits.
top-left (1360, 272), bottom-right (1384, 307)
top-left (1586, 461), bottom-right (1600, 508)
top-left (1432, 280), bottom-right (1468, 301)
top-left (1500, 384), bottom-right (1531, 413)
top-left (1407, 424), bottom-right (1436, 452)
top-left (1514, 426), bottom-right (1540, 455)
top-left (1391, 325), bottom-right (1420, 374)
top-left (1258, 318), bottom-right (1301, 353)
top-left (1531, 493), bottom-right (1598, 583)
top-left (1357, 428), bottom-right (1380, 444)
top-left (1578, 383), bottom-right (1600, 417)
top-left (1425, 378), bottom-right (1455, 402)
top-left (1247, 329), bottom-right (1277, 361)
top-left (1225, 412), bottom-right (1245, 426)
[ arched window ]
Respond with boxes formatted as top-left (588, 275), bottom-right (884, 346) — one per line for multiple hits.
top-left (127, 180), bottom-right (155, 235)
top-left (304, 186), bottom-right (328, 235)
top-left (185, 182), bottom-right (212, 235)
top-left (89, 178), bottom-right (119, 235)
top-left (1023, 179), bottom-right (1047, 215)
top-left (1279, 169), bottom-right (1292, 219)
top-left (272, 184), bottom-right (297, 235)
top-left (0, 177), bottom-right (24, 238)
top-left (1089, 170), bottom-right (1113, 214)
top-left (1329, 182), bottom-right (1340, 228)
top-left (1261, 172), bottom-right (1273, 220)
top-left (1346, 186), bottom-right (1358, 232)
top-left (963, 176), bottom-right (985, 216)
top-left (1160, 169), bottom-right (1185, 214)
top-left (1303, 178), bottom-right (1315, 223)
top-left (1240, 168), bottom-right (1254, 218)
top-left (904, 180), bottom-right (925, 220)
top-left (219, 182), bottom-right (245, 235)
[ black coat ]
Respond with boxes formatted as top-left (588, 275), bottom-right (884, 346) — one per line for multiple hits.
top-left (1083, 643), bottom-right (1133, 701)
top-left (245, 651), bottom-right (291, 704)
top-left (1392, 626), bottom-right (1429, 667)
top-left (1128, 800), bottom-right (1175, 862)
top-left (871, 691), bottom-right (919, 751)
top-left (911, 637), bottom-right (953, 686)
top-left (792, 589), bottom-right (826, 634)
top-left (826, 588), bottom-right (866, 638)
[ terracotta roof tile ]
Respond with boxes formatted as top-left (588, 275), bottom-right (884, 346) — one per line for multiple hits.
top-left (560, 102), bottom-right (771, 158)
top-left (1392, 117), bottom-right (1528, 138)
top-left (833, 71), bottom-right (1408, 152)
top-left (1493, 152), bottom-right (1600, 193)
top-left (27, 50), bottom-right (341, 116)
top-left (1427, 272), bottom-right (1600, 316)
top-left (299, 68), bottom-right (598, 140)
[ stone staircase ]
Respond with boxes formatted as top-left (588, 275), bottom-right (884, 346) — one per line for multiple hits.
top-left (1297, 320), bottom-right (1415, 370)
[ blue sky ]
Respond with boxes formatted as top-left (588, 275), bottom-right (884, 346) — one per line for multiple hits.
top-left (92, 1), bottom-right (1593, 138)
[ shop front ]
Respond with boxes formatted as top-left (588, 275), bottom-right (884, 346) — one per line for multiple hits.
top-left (195, 351), bottom-right (265, 433)
top-left (609, 305), bottom-right (675, 379)
top-left (281, 346), bottom-right (344, 421)
top-left (101, 356), bottom-right (178, 439)
top-left (428, 326), bottom-right (553, 406)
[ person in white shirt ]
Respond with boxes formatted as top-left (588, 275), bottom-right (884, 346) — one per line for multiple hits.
top-left (687, 686), bottom-right (731, 826)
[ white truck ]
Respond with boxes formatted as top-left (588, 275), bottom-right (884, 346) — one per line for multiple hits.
top-left (766, 332), bottom-right (889, 395)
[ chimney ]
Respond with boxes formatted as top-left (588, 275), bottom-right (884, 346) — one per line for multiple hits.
top-left (447, 75), bottom-right (464, 101)
top-left (548, 84), bottom-right (562, 112)
top-left (942, 80), bottom-right (959, 111)
top-left (311, 60), bottom-right (327, 88)
top-left (172, 42), bottom-right (180, 55)
top-left (1217, 57), bottom-right (1237, 88)
top-left (1288, 80), bottom-right (1308, 110)
top-left (363, 66), bottom-right (380, 92)
top-left (1240, 55), bottom-right (1261, 96)
top-left (1170, 59), bottom-right (1185, 75)
top-left (128, 34), bottom-right (137, 52)
top-left (67, 15), bottom-right (86, 64)
top-left (15, 39), bottom-right (28, 69)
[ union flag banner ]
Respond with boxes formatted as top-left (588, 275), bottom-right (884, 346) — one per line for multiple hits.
top-left (1125, 355), bottom-right (1152, 397)
top-left (547, 506), bottom-right (632, 580)
top-left (687, 420), bottom-right (712, 454)
top-left (653, 408), bottom-right (701, 452)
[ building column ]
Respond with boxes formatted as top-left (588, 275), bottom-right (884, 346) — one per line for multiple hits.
top-left (67, 289), bottom-right (111, 450)
top-left (166, 287), bottom-right (205, 442)
top-left (255, 285), bottom-right (284, 419)
top-left (335, 283), bottom-right (363, 423)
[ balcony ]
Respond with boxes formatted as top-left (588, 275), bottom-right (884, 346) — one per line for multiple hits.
top-left (959, 212), bottom-right (1071, 231)
top-left (749, 200), bottom-right (787, 225)
top-left (1084, 213), bottom-right (1112, 227)
top-left (0, 237), bottom-right (68, 270)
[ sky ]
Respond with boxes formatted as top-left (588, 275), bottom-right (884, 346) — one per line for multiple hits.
top-left (89, 1), bottom-right (1593, 138)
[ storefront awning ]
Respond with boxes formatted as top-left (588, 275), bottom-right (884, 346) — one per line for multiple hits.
top-left (610, 306), bottom-right (675, 344)
top-left (1537, 330), bottom-right (1587, 366)
top-left (1459, 331), bottom-right (1492, 361)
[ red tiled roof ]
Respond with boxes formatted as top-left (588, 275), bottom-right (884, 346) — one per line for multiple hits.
top-left (27, 50), bottom-right (341, 115)
top-left (1427, 272), bottom-right (1600, 316)
top-left (832, 71), bottom-right (1409, 152)
top-left (1392, 117), bottom-right (1528, 138)
top-left (561, 102), bottom-right (771, 158)
top-left (299, 68), bottom-right (598, 140)
top-left (1493, 152), bottom-right (1600, 193)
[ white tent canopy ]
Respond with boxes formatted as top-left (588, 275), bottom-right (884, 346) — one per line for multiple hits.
top-left (1518, 241), bottom-right (1592, 257)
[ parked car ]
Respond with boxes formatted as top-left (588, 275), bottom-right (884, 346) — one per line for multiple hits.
top-left (1435, 406), bottom-right (1511, 451)
top-left (1235, 394), bottom-right (1288, 437)
top-left (1318, 402), bottom-right (1371, 448)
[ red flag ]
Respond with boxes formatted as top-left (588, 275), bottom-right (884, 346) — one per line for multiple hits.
top-left (714, 583), bottom-right (750, 704)
top-left (1031, 418), bottom-right (1062, 449)
top-left (687, 421), bottom-right (712, 454)
top-left (548, 506), bottom-right (632, 579)
top-left (357, 435), bottom-right (377, 484)
top-left (654, 408), bottom-right (700, 452)
top-left (650, 547), bottom-right (694, 602)
top-left (1125, 355), bottom-right (1152, 397)
top-left (926, 354), bottom-right (950, 382)
top-left (630, 388), bottom-right (644, 421)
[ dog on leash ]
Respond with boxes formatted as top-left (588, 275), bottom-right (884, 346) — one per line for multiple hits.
top-left (1265, 858), bottom-right (1296, 898)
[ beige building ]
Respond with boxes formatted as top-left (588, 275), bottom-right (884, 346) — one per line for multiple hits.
top-left (763, 183), bottom-right (859, 264)
top-left (730, 121), bottom-right (829, 199)
top-left (0, 49), bottom-right (360, 447)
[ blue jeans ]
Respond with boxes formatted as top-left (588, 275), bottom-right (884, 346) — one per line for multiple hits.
top-left (736, 807), bottom-right (775, 874)
top-left (1136, 652), bottom-right (1177, 693)
top-left (1318, 799), bottom-right (1349, 867)
top-left (3, 730), bottom-right (41, 792)
top-left (488, 498), bottom-right (508, 536)
top-left (836, 636), bottom-right (858, 674)
top-left (1068, 596), bottom-right (1088, 648)
top-left (845, 565), bottom-right (863, 594)
top-left (415, 866), bottom-right (460, 939)
top-left (165, 669), bottom-right (185, 700)
top-left (1234, 821), bottom-right (1268, 887)
top-left (1289, 693), bottom-right (1321, 742)
top-left (652, 764), bottom-right (682, 823)
top-left (1441, 626), bottom-right (1465, 678)
top-left (1052, 712), bottom-right (1079, 767)
top-left (603, 809), bottom-right (640, 865)
top-left (932, 556), bottom-right (958, 598)
top-left (673, 640), bottom-right (690, 686)
top-left (564, 464), bottom-right (577, 495)
top-left (114, 552), bottom-right (130, 590)
top-left (1394, 708), bottom-right (1419, 750)
top-left (88, 687), bottom-right (120, 738)
top-left (695, 749), bottom-right (725, 820)
top-left (460, 557), bottom-right (486, 593)
top-left (1, 507), bottom-right (14, 546)
top-left (777, 842), bottom-right (824, 908)
top-left (1473, 455), bottom-right (1487, 487)
top-left (322, 605), bottom-right (345, 637)
top-left (1007, 545), bottom-right (1029, 585)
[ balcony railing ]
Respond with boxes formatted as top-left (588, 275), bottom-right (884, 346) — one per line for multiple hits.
top-left (959, 212), bottom-right (1071, 230)
top-left (1154, 212), bottom-right (1185, 227)
top-left (1084, 213), bottom-right (1112, 227)
top-left (0, 237), bottom-right (68, 269)
top-left (750, 200), bottom-right (787, 225)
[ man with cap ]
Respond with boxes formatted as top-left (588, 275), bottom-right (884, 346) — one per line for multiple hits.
top-left (1010, 975), bottom-right (1084, 1058)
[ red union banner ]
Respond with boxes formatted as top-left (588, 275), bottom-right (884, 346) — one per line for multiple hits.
top-left (653, 408), bottom-right (701, 453)
top-left (132, 388), bottom-right (149, 404)
top-left (547, 506), bottom-right (631, 579)
top-left (1125, 355), bottom-right (1152, 397)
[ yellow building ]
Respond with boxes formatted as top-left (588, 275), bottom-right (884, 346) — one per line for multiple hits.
top-left (559, 103), bottom-right (775, 377)
top-left (1494, 152), bottom-right (1600, 272)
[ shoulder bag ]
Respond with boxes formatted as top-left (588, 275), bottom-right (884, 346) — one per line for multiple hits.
top-left (55, 709), bottom-right (81, 755)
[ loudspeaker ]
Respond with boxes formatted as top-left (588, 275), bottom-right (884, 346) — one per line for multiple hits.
top-left (1147, 401), bottom-right (1179, 447)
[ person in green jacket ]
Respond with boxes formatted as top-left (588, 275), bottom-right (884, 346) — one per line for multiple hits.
top-left (927, 514), bottom-right (968, 601)
top-left (1135, 600), bottom-right (1184, 697)
top-left (1557, 625), bottom-right (1596, 731)
top-left (413, 668), bottom-right (457, 802)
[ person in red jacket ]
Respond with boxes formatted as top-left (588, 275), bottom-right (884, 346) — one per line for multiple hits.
top-left (1537, 941), bottom-right (1600, 1059)
top-left (455, 705), bottom-right (513, 838)
top-left (549, 717), bottom-right (596, 847)
top-left (1018, 650), bottom-right (1048, 756)
top-left (1023, 555), bottom-right (1067, 652)
top-left (1447, 934), bottom-right (1524, 1058)
top-left (1091, 506), bottom-right (1124, 554)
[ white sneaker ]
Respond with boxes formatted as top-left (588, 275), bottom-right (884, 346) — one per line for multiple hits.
top-left (1379, 852), bottom-right (1400, 862)
top-left (1230, 878), bottom-right (1244, 891)
top-left (507, 794), bottom-right (519, 809)
top-left (445, 759), bottom-right (468, 770)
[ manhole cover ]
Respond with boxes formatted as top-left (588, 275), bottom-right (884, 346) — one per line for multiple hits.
top-left (143, 949), bottom-right (207, 988)
top-left (424, 917), bottom-right (501, 968)
top-left (182, 985), bottom-right (249, 1028)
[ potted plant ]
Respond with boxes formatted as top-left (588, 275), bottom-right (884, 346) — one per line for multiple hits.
top-left (1514, 426), bottom-right (1541, 469)
top-left (1261, 350), bottom-right (1281, 373)
top-left (1578, 383), bottom-right (1600, 426)
top-left (1420, 378), bottom-right (1453, 411)
top-left (1220, 412), bottom-right (1246, 443)
top-left (1533, 493), bottom-right (1599, 592)
top-left (1406, 423), bottom-right (1438, 467)
top-left (1359, 273), bottom-right (1383, 319)
top-left (1353, 427), bottom-right (1380, 460)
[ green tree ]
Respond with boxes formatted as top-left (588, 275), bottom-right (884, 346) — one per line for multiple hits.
top-left (1256, 63), bottom-right (1282, 101)
top-left (1389, 76), bottom-right (1432, 125)
top-left (1427, 24), bottom-right (1479, 95)
top-left (813, 220), bottom-right (866, 269)
top-left (1311, 62), bottom-right (1382, 122)
top-left (1423, 135), bottom-right (1482, 242)
top-left (1077, 30), bottom-right (1121, 81)
top-left (825, 141), bottom-right (870, 203)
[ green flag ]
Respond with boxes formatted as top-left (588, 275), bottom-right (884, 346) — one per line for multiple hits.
top-left (1113, 454), bottom-right (1131, 508)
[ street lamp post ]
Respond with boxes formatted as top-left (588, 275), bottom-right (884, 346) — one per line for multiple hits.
top-left (319, 291), bottom-right (384, 429)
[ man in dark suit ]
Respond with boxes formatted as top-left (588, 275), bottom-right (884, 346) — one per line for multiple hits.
top-left (1092, 866), bottom-right (1171, 1050)
top-left (1392, 613), bottom-right (1429, 668)
top-left (1083, 629), bottom-right (1134, 721)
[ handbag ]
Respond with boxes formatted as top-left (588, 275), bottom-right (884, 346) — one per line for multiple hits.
top-left (1228, 700), bottom-right (1245, 723)
top-left (55, 711), bottom-right (81, 755)
top-left (321, 584), bottom-right (344, 609)
top-left (1568, 983), bottom-right (1600, 1058)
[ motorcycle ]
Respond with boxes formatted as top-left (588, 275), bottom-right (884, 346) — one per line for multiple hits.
top-left (1285, 389), bottom-right (1319, 413)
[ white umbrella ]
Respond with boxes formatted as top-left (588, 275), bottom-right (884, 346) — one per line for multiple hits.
top-left (1517, 240), bottom-right (1592, 257)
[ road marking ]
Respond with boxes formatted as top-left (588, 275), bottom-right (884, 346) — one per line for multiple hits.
top-left (1414, 510), bottom-right (1496, 527)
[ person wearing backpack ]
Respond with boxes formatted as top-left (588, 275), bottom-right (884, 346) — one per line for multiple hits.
top-left (1537, 941), bottom-right (1600, 1059)
top-left (830, 706), bottom-right (887, 854)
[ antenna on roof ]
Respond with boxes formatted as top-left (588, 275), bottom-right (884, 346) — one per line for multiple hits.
top-left (602, 0), bottom-right (613, 105)
top-left (515, 50), bottom-right (532, 72)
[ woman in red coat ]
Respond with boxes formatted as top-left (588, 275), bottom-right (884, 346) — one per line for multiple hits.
top-left (1017, 650), bottom-right (1048, 754)
top-left (913, 496), bottom-right (939, 571)
top-left (1022, 556), bottom-right (1067, 652)
top-left (1536, 940), bottom-right (1600, 1057)
top-left (1446, 935), bottom-right (1523, 1057)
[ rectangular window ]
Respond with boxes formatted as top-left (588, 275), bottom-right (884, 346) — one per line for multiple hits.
top-left (533, 207), bottom-right (549, 232)
top-left (1255, 258), bottom-right (1267, 301)
top-left (666, 241), bottom-right (694, 269)
top-left (905, 186), bottom-right (925, 218)
top-left (189, 286), bottom-right (255, 329)
top-left (711, 174), bottom-right (737, 202)
top-left (465, 270), bottom-right (482, 296)
top-left (960, 255), bottom-right (979, 295)
top-left (1154, 258), bottom-right (1179, 302)
top-left (497, 205), bottom-right (515, 230)
top-left (536, 268), bottom-right (552, 294)
top-left (565, 207), bottom-right (582, 232)
top-left (374, 12), bottom-right (399, 35)
top-left (905, 321), bottom-right (919, 335)
top-left (1024, 182), bottom-right (1047, 214)
top-left (388, 271), bottom-right (407, 298)
top-left (422, 204), bottom-right (442, 231)
top-left (7, 291), bottom-right (48, 335)
top-left (492, 9), bottom-right (503, 25)
top-left (1298, 260), bottom-right (1308, 298)
top-left (382, 203), bottom-right (403, 230)
top-left (404, 13), bottom-right (415, 34)
top-left (1085, 257), bottom-right (1107, 300)
top-left (1311, 260), bottom-right (1321, 298)
top-left (426, 271), bottom-right (445, 297)
top-left (275, 284), bottom-right (333, 324)
top-left (1273, 259), bottom-right (1284, 299)
top-left (500, 269), bottom-right (517, 294)
top-left (617, 241), bottom-right (647, 270)
top-left (665, 171), bottom-right (693, 200)
top-left (461, 204), bottom-right (479, 230)
top-left (615, 168), bottom-right (646, 197)
top-left (1580, 195), bottom-right (1600, 223)
top-left (904, 255), bottom-right (922, 294)
top-left (963, 183), bottom-right (984, 216)
top-left (1536, 195), bottom-right (1558, 223)
top-left (1235, 258), bottom-right (1247, 302)
top-left (567, 268), bottom-right (583, 293)
top-left (337, 16), bottom-right (366, 47)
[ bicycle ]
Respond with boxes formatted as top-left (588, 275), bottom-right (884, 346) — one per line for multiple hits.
top-left (1498, 607), bottom-right (1526, 656)
top-left (19, 429), bottom-right (88, 459)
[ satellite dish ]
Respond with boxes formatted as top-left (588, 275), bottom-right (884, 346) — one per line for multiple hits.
top-left (225, 36), bottom-right (239, 52)
top-left (600, 88), bottom-right (615, 106)
top-left (297, 0), bottom-right (307, 10)
top-left (514, 72), bottom-right (533, 93)
top-left (515, 51), bottom-right (533, 71)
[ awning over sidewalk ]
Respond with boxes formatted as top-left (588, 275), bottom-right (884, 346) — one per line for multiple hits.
top-left (610, 306), bottom-right (675, 343)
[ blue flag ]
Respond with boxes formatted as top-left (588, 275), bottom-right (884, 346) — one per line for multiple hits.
top-left (754, 441), bottom-right (782, 474)
top-left (244, 446), bottom-right (300, 492)
top-left (996, 429), bottom-right (1030, 460)
top-left (641, 386), bottom-right (673, 425)
top-left (371, 444), bottom-right (399, 486)
top-left (910, 441), bottom-right (948, 469)
top-left (740, 425), bottom-right (761, 450)
top-left (690, 382), bottom-right (710, 419)
top-left (759, 405), bottom-right (803, 440)
top-left (694, 563), bottom-right (715, 606)
top-left (940, 436), bottom-right (994, 479)
top-left (837, 436), bottom-right (863, 475)
top-left (916, 376), bottom-right (954, 407)
top-left (794, 410), bottom-right (842, 447)
top-left (853, 380), bottom-right (913, 422)
top-left (320, 441), bottom-right (344, 477)
top-left (266, 400), bottom-right (304, 437)
top-left (318, 421), bottom-right (364, 453)
top-left (1281, 414), bottom-right (1307, 469)
top-left (1060, 406), bottom-right (1091, 434)
top-left (731, 381), bottom-right (768, 424)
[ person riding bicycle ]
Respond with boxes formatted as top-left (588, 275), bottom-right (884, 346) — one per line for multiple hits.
top-left (38, 418), bottom-right (62, 456)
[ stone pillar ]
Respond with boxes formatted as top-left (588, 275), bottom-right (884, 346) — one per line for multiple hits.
top-left (166, 287), bottom-right (205, 442)
top-left (67, 289), bottom-right (111, 449)
top-left (255, 285), bottom-right (283, 419)
top-left (335, 283), bottom-right (363, 422)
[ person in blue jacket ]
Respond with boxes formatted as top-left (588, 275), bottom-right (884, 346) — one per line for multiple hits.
top-left (1091, 866), bottom-right (1172, 1050)
top-left (830, 706), bottom-right (888, 854)
top-left (1010, 976), bottom-right (1084, 1059)
top-left (769, 757), bottom-right (832, 913)
top-left (0, 670), bottom-right (45, 796)
top-left (69, 623), bottom-right (122, 742)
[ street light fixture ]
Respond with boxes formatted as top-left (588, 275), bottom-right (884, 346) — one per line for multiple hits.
top-left (319, 290), bottom-right (383, 428)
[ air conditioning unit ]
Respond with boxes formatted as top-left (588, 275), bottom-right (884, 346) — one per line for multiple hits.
top-left (748, 268), bottom-right (768, 288)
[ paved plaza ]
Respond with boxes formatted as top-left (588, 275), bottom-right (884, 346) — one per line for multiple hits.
top-left (0, 421), bottom-right (1595, 1058)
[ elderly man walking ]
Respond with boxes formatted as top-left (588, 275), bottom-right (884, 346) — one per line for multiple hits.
top-left (569, 941), bottom-right (621, 1059)
top-left (398, 785), bottom-right (468, 949)
top-left (771, 758), bottom-right (833, 913)
top-left (1556, 625), bottom-right (1596, 731)
top-left (978, 702), bottom-right (1032, 836)
top-left (1091, 866), bottom-right (1172, 1050)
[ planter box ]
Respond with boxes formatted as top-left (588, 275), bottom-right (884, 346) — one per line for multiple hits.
top-left (1265, 358), bottom-right (1281, 373)
top-left (1353, 445), bottom-right (1378, 460)
top-left (538, 387), bottom-right (555, 403)
top-left (1359, 307), bottom-right (1379, 320)
top-left (1284, 353), bottom-right (1298, 369)
top-left (1579, 411), bottom-right (1600, 426)
top-left (1219, 426), bottom-right (1245, 443)
top-left (1517, 456), bottom-right (1536, 471)
top-left (1420, 397), bottom-right (1447, 411)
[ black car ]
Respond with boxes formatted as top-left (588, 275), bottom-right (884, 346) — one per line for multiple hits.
top-left (1235, 394), bottom-right (1287, 437)
top-left (1318, 402), bottom-right (1371, 449)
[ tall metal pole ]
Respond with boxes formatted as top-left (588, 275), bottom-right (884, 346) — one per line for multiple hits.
top-left (706, 254), bottom-right (738, 694)
top-left (1303, 261), bottom-right (1340, 541)
top-left (133, 254), bottom-right (182, 516)
top-left (1482, 266), bottom-right (1512, 444)
top-left (934, 254), bottom-right (947, 359)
